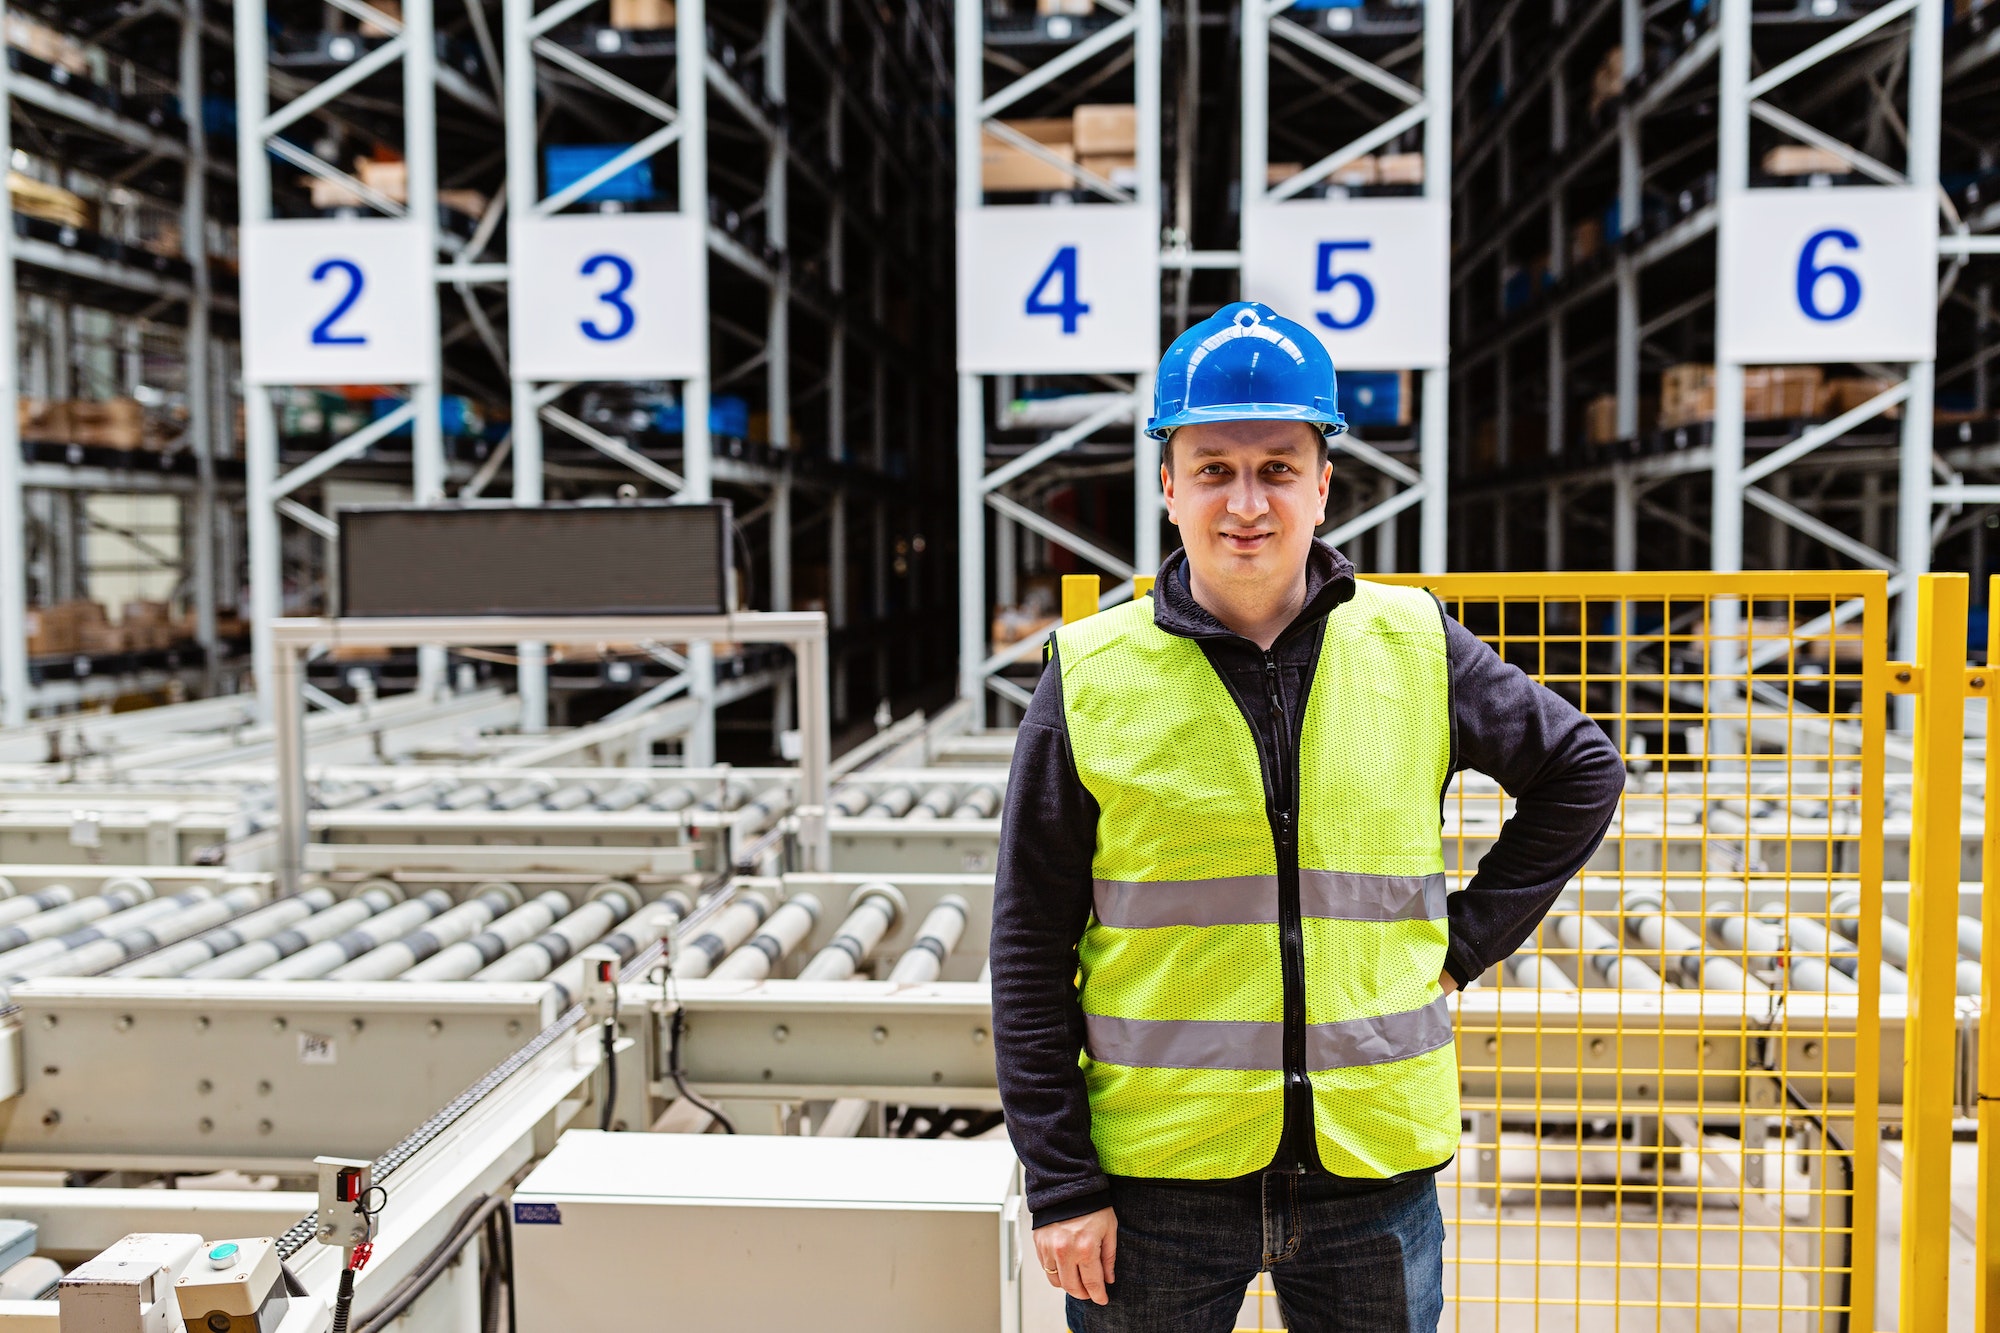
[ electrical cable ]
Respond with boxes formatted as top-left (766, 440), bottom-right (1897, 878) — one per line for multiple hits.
top-left (667, 1002), bottom-right (736, 1133)
top-left (353, 1194), bottom-right (503, 1333)
top-left (330, 1264), bottom-right (358, 1328)
top-left (598, 1019), bottom-right (618, 1132)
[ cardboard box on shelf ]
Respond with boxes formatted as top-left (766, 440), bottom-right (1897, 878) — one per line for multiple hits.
top-left (1072, 104), bottom-right (1137, 156)
top-left (1079, 154), bottom-right (1138, 189)
top-left (9, 172), bottom-right (92, 229)
top-left (1374, 153), bottom-right (1424, 186)
top-left (1588, 45), bottom-right (1625, 118)
top-left (1327, 156), bottom-right (1377, 188)
top-left (355, 156), bottom-right (409, 205)
top-left (1569, 217), bottom-right (1604, 266)
top-left (1819, 376), bottom-right (1903, 419)
top-left (1583, 394), bottom-right (1620, 445)
top-left (306, 175), bottom-right (366, 211)
top-left (439, 188), bottom-right (489, 219)
top-left (69, 398), bottom-right (146, 449)
top-left (1267, 162), bottom-right (1305, 187)
top-left (1742, 366), bottom-right (1823, 420)
top-left (359, 0), bottom-right (402, 35)
top-left (981, 120), bottom-right (1076, 192)
top-left (6, 14), bottom-right (89, 74)
top-left (19, 397), bottom-right (70, 443)
top-left (1763, 145), bottom-right (1850, 177)
top-left (610, 0), bottom-right (676, 29)
top-left (30, 600), bottom-right (112, 658)
top-left (1038, 0), bottom-right (1095, 12)
top-left (1659, 363), bottom-right (1715, 428)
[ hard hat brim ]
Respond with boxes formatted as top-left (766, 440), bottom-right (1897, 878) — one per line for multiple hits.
top-left (1145, 402), bottom-right (1349, 442)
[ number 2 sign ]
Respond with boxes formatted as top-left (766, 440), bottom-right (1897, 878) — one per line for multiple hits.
top-left (1719, 186), bottom-right (1936, 364)
top-left (1242, 198), bottom-right (1448, 370)
top-left (956, 206), bottom-right (1160, 373)
top-left (511, 214), bottom-right (704, 381)
top-left (243, 220), bottom-right (438, 385)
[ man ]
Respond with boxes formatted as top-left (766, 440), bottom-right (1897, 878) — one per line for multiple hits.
top-left (990, 302), bottom-right (1626, 1332)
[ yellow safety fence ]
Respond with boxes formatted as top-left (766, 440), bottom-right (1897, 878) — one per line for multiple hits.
top-left (1056, 569), bottom-right (1989, 1331)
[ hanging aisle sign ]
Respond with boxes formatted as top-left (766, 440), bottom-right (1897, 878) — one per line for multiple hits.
top-left (510, 214), bottom-right (706, 381)
top-left (1718, 186), bottom-right (1936, 364)
top-left (1242, 198), bottom-right (1449, 370)
top-left (242, 220), bottom-right (438, 385)
top-left (956, 206), bottom-right (1160, 373)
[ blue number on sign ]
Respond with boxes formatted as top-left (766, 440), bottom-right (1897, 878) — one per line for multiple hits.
top-left (579, 252), bottom-right (638, 342)
top-left (309, 259), bottom-right (367, 346)
top-left (1795, 228), bottom-right (1862, 322)
top-left (1024, 246), bottom-right (1090, 334)
top-left (1315, 241), bottom-right (1376, 331)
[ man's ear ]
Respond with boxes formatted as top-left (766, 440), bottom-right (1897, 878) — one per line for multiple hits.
top-left (1160, 460), bottom-right (1178, 526)
top-left (1315, 457), bottom-right (1333, 524)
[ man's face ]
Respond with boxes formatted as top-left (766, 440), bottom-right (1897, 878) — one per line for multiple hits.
top-left (1161, 420), bottom-right (1332, 592)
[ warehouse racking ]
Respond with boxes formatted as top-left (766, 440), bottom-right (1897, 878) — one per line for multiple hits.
top-left (0, 2), bottom-right (241, 729)
top-left (1449, 0), bottom-right (1998, 664)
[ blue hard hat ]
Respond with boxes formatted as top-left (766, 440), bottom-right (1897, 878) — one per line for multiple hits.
top-left (1146, 302), bottom-right (1347, 441)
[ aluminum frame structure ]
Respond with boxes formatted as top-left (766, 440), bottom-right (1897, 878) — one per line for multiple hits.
top-left (0, 2), bottom-right (236, 727)
top-left (1448, 0), bottom-right (1997, 686)
top-left (268, 610), bottom-right (833, 892)
top-left (1239, 0), bottom-right (1454, 574)
top-left (1712, 0), bottom-right (1945, 666)
top-left (498, 0), bottom-right (716, 748)
top-left (953, 0), bottom-right (1165, 717)
top-left (232, 0), bottom-right (457, 721)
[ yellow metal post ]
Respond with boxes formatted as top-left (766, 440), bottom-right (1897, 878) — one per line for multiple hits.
top-left (1904, 572), bottom-right (1969, 1333)
top-left (1062, 575), bottom-right (1101, 624)
top-left (1133, 575), bottom-right (1156, 600)
top-left (1981, 575), bottom-right (2000, 1333)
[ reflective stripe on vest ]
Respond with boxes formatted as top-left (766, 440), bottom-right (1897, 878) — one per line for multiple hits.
top-left (1057, 578), bottom-right (1458, 1182)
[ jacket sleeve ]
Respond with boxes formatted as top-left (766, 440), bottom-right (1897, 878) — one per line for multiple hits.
top-left (990, 642), bottom-right (1114, 1227)
top-left (1439, 615), bottom-right (1627, 988)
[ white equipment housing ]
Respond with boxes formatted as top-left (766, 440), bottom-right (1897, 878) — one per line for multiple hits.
top-left (510, 1131), bottom-right (1064, 1333)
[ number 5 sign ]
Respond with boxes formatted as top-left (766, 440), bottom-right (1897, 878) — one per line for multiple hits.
top-left (1243, 199), bottom-right (1449, 370)
top-left (1719, 186), bottom-right (1936, 363)
top-left (243, 220), bottom-right (439, 385)
top-left (956, 206), bottom-right (1160, 373)
top-left (510, 214), bottom-right (705, 381)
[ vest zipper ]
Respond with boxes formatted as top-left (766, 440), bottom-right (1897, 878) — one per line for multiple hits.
top-left (1264, 652), bottom-right (1311, 1173)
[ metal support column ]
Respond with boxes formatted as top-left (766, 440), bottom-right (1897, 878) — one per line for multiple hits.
top-left (0, 27), bottom-right (23, 729)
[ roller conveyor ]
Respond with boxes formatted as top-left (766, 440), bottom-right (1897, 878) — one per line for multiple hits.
top-left (258, 889), bottom-right (453, 980)
top-left (112, 887), bottom-right (339, 978)
top-left (474, 883), bottom-right (643, 983)
top-left (2, 886), bottom-right (266, 985)
top-left (329, 884), bottom-right (523, 981)
top-left (403, 890), bottom-right (575, 982)
top-left (186, 882), bottom-right (403, 979)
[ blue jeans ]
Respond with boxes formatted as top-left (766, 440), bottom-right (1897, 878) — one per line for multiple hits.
top-left (1065, 1171), bottom-right (1444, 1333)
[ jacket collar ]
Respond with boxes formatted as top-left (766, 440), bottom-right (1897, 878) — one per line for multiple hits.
top-left (1152, 538), bottom-right (1357, 646)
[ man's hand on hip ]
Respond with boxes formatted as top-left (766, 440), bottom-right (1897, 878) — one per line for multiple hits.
top-left (1035, 1206), bottom-right (1117, 1305)
top-left (1439, 970), bottom-right (1458, 995)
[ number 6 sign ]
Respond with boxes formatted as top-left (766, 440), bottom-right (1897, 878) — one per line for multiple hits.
top-left (1243, 199), bottom-right (1449, 370)
top-left (1719, 186), bottom-right (1936, 363)
top-left (511, 214), bottom-right (705, 381)
top-left (243, 220), bottom-right (439, 385)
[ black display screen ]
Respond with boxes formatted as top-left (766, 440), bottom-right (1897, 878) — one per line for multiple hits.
top-left (338, 502), bottom-right (731, 617)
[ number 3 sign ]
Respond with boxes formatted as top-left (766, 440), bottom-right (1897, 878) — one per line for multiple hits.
top-left (956, 206), bottom-right (1160, 373)
top-left (511, 214), bottom-right (705, 381)
top-left (1719, 186), bottom-right (1936, 364)
top-left (243, 220), bottom-right (439, 385)
top-left (1242, 198), bottom-right (1449, 370)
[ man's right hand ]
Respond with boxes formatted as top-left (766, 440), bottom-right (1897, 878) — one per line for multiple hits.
top-left (1034, 1206), bottom-right (1118, 1305)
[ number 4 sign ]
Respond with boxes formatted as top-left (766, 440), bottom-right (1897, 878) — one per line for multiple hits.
top-left (957, 206), bottom-right (1160, 373)
top-left (511, 214), bottom-right (705, 382)
top-left (243, 219), bottom-right (439, 385)
top-left (1718, 186), bottom-right (1936, 364)
top-left (1242, 199), bottom-right (1449, 370)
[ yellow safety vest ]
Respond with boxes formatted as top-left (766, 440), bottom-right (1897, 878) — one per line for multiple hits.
top-left (1055, 578), bottom-right (1459, 1180)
